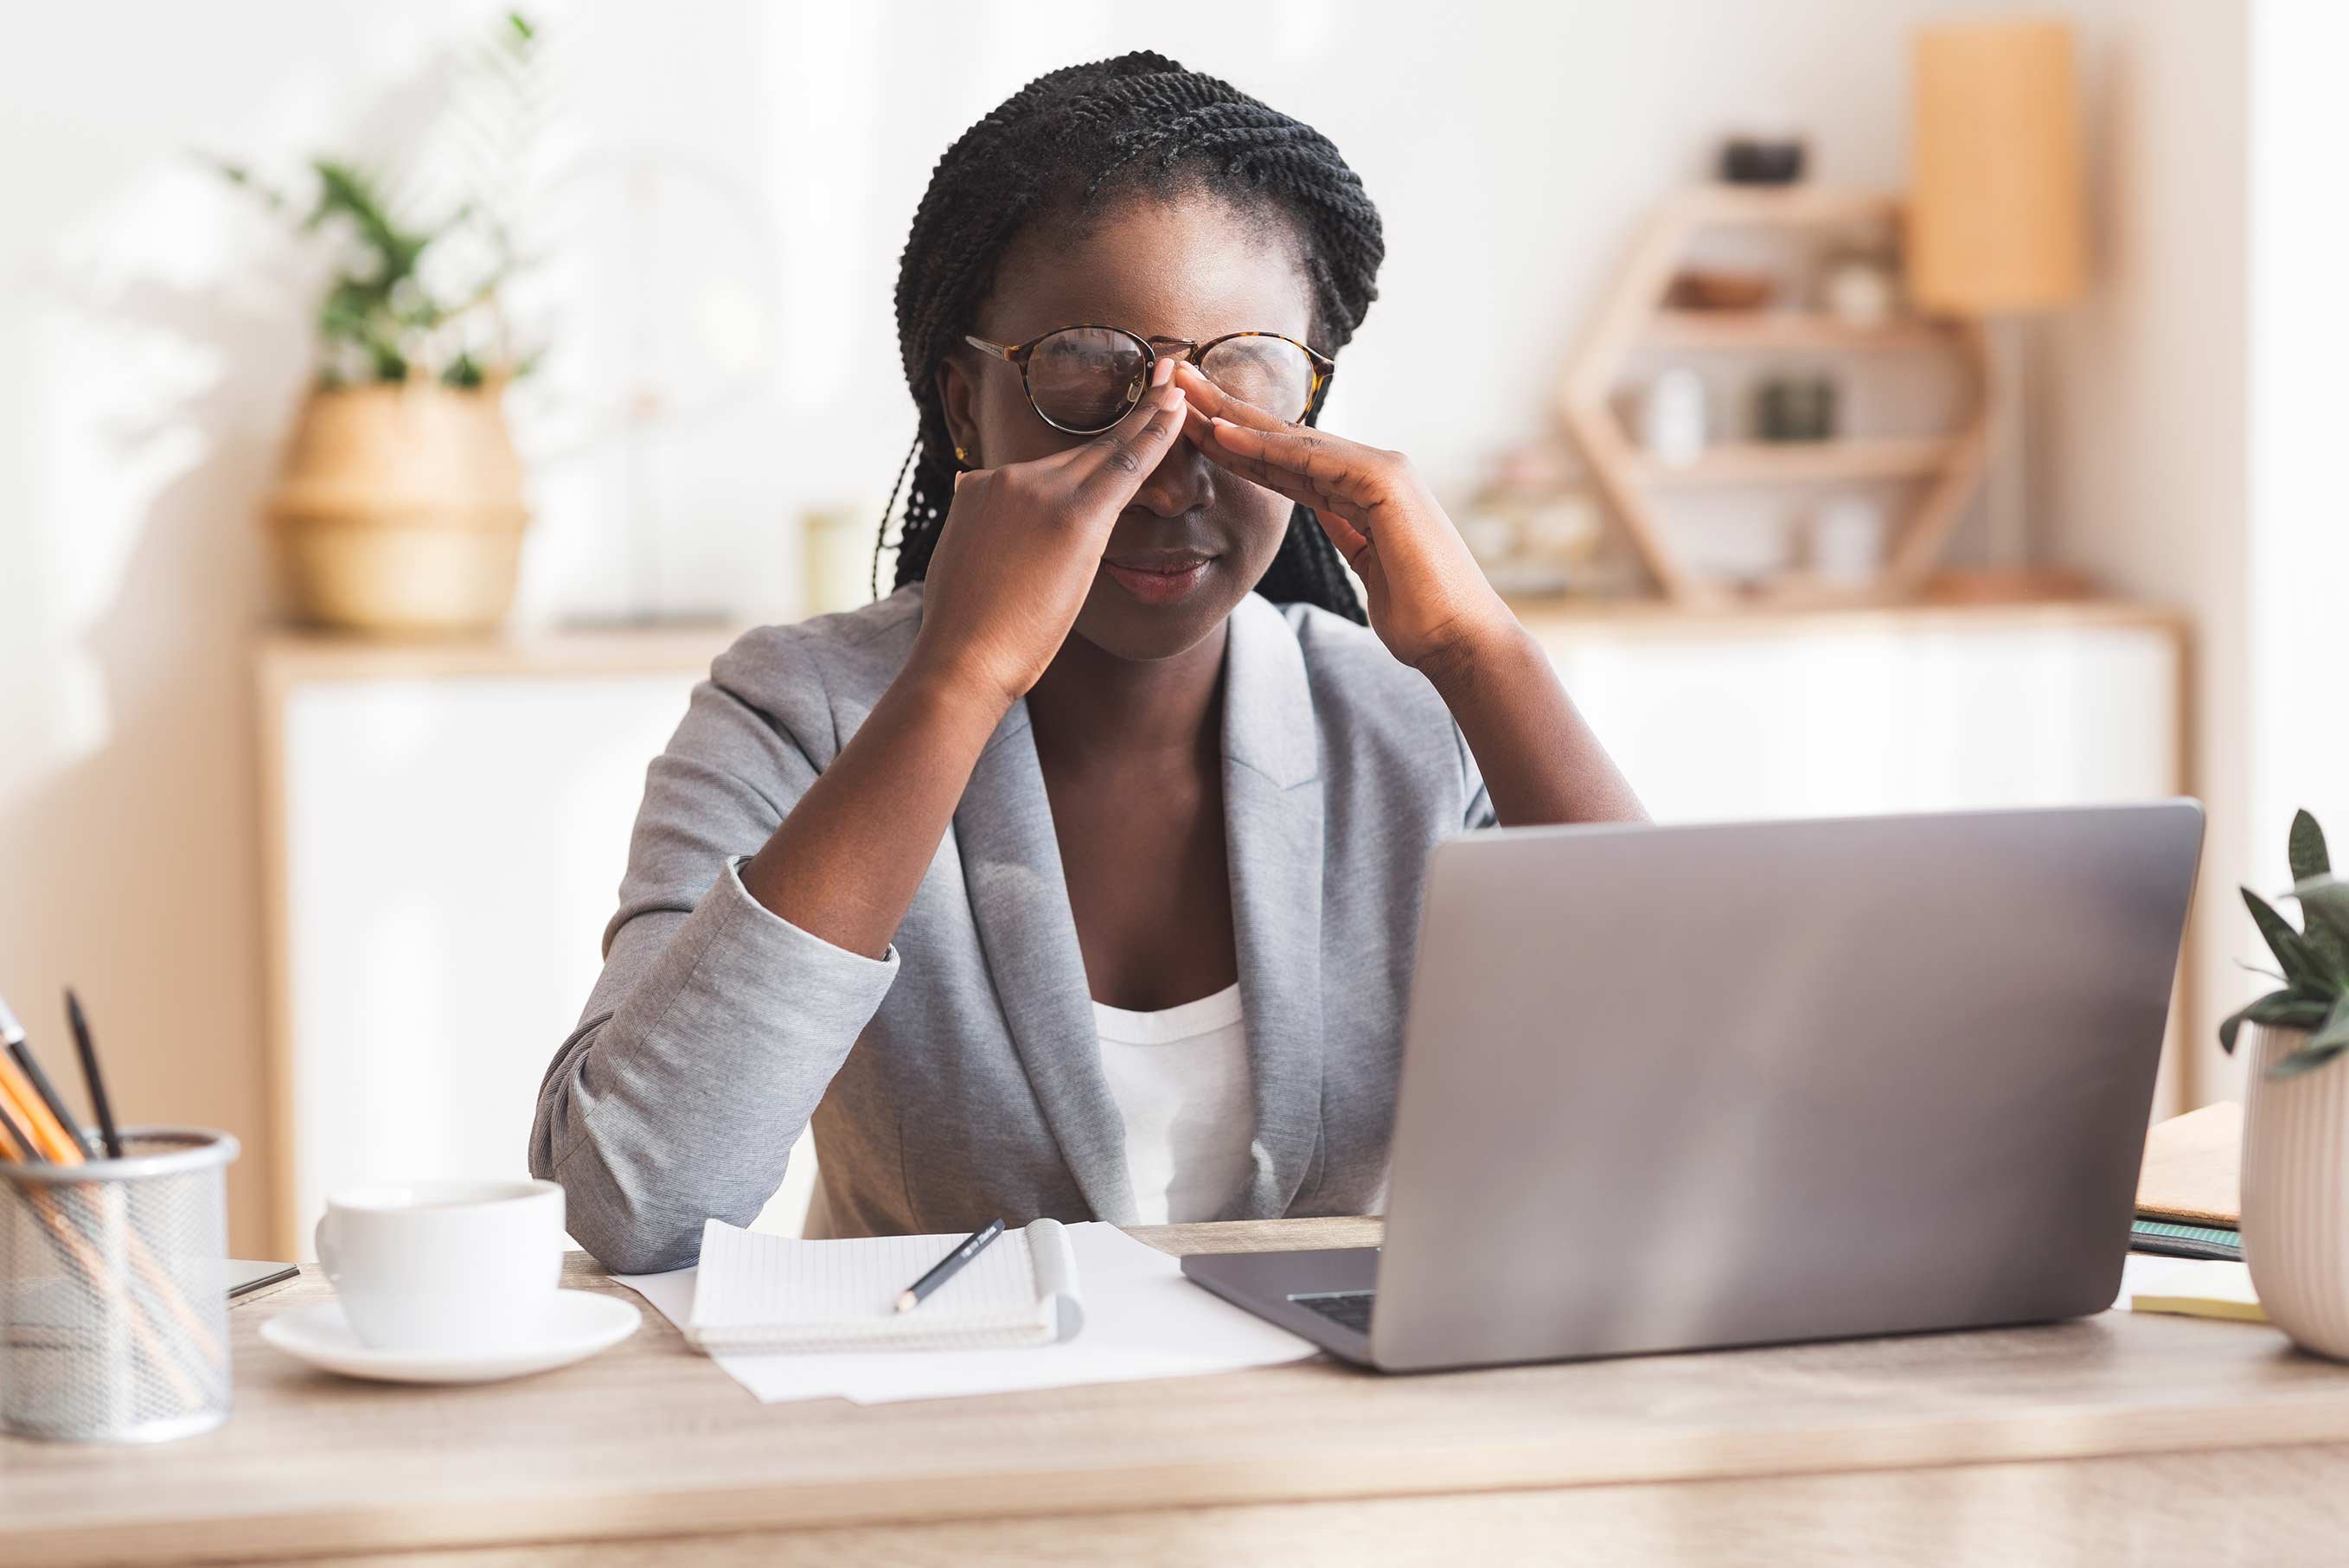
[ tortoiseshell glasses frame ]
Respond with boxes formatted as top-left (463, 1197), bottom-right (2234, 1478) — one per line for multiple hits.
top-left (962, 323), bottom-right (1337, 435)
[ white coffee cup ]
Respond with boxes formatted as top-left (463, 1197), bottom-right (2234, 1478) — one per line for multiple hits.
top-left (313, 1178), bottom-right (564, 1354)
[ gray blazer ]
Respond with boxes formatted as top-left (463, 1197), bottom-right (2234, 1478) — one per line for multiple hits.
top-left (530, 586), bottom-right (1494, 1271)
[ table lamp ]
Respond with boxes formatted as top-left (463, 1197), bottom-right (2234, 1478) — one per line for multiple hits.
top-left (1911, 16), bottom-right (2088, 595)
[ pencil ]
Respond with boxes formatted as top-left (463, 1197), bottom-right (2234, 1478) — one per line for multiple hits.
top-left (894, 1218), bottom-right (1006, 1313)
top-left (0, 994), bottom-right (64, 1158)
top-left (5, 1021), bottom-right (93, 1160)
top-left (0, 1096), bottom-right (38, 1162)
top-left (0, 1001), bottom-right (221, 1404)
top-left (66, 989), bottom-right (122, 1159)
top-left (0, 1050), bottom-right (80, 1164)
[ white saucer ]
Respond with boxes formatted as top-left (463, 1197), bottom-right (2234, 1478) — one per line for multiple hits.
top-left (262, 1290), bottom-right (641, 1385)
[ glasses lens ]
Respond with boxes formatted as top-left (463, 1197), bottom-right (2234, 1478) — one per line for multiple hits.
top-left (1026, 327), bottom-right (1150, 432)
top-left (1199, 336), bottom-right (1316, 421)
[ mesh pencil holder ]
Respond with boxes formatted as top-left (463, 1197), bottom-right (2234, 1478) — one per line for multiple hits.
top-left (1, 1128), bottom-right (240, 1443)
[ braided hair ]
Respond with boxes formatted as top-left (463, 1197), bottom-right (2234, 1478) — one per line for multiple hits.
top-left (878, 51), bottom-right (1382, 625)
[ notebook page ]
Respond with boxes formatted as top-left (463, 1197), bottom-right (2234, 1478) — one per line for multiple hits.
top-left (689, 1219), bottom-right (1058, 1350)
top-left (615, 1223), bottom-right (1316, 1404)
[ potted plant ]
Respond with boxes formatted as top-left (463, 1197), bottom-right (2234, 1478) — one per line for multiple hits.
top-left (218, 12), bottom-right (544, 634)
top-left (2223, 808), bottom-right (2349, 1359)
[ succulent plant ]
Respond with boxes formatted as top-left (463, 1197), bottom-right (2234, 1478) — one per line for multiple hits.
top-left (2223, 810), bottom-right (2349, 1077)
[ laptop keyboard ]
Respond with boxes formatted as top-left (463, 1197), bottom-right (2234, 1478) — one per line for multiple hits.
top-left (1290, 1290), bottom-right (1375, 1333)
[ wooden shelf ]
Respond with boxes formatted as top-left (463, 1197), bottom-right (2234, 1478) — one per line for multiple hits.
top-left (1667, 186), bottom-right (1904, 227)
top-left (1644, 311), bottom-right (1961, 353)
top-left (1559, 186), bottom-right (1990, 604)
top-left (1632, 438), bottom-right (1958, 487)
top-left (254, 622), bottom-right (746, 684)
top-left (1502, 592), bottom-right (2185, 642)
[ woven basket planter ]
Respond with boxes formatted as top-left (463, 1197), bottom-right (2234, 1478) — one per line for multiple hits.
top-left (266, 384), bottom-right (528, 634)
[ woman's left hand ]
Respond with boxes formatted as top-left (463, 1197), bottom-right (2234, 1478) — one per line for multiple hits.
top-left (1172, 362), bottom-right (1514, 676)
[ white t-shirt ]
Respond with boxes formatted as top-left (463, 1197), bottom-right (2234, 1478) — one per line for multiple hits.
top-left (1091, 982), bottom-right (1254, 1226)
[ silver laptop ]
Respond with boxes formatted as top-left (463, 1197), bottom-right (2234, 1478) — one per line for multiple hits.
top-left (1183, 803), bottom-right (2204, 1372)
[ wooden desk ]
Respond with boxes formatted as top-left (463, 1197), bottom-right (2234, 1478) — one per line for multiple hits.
top-left (8, 1218), bottom-right (2347, 1565)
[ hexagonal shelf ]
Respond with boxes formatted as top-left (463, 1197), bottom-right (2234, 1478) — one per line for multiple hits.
top-left (1559, 186), bottom-right (1991, 607)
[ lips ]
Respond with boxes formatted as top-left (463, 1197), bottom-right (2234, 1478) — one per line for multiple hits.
top-left (1103, 552), bottom-right (1215, 606)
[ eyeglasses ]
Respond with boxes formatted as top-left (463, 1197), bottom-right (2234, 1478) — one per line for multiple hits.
top-left (963, 324), bottom-right (1336, 435)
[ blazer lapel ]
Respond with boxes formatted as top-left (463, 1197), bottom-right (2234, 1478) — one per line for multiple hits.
top-left (953, 704), bottom-right (1139, 1225)
top-left (1219, 595), bottom-right (1327, 1217)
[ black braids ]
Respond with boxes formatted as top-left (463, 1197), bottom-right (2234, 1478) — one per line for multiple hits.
top-left (882, 52), bottom-right (1383, 626)
top-left (870, 431), bottom-right (921, 603)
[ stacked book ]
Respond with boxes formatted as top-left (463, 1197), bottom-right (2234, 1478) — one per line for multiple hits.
top-left (2133, 1102), bottom-right (2242, 1262)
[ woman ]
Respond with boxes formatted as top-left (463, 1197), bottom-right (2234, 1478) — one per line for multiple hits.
top-left (531, 53), bottom-right (1642, 1271)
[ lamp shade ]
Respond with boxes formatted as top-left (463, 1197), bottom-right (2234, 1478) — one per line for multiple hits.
top-left (1911, 17), bottom-right (2087, 314)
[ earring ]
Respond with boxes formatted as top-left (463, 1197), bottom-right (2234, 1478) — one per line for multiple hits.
top-left (954, 445), bottom-right (972, 468)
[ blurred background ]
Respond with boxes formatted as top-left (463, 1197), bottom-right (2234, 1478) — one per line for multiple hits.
top-left (1, 0), bottom-right (2333, 1257)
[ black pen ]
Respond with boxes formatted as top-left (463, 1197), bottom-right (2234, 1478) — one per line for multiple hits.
top-left (66, 989), bottom-right (123, 1160)
top-left (895, 1218), bottom-right (1006, 1314)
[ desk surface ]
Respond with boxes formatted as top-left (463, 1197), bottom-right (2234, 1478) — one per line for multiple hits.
top-left (7, 1218), bottom-right (2346, 1566)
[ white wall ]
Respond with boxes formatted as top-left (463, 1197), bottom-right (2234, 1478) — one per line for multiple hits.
top-left (2246, 0), bottom-right (2349, 1077)
top-left (0, 0), bottom-right (2244, 1248)
top-left (0, 0), bottom-right (491, 1249)
top-left (2043, 0), bottom-right (2250, 1103)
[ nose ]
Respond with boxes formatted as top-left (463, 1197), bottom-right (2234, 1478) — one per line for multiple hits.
top-left (1125, 424), bottom-right (1213, 520)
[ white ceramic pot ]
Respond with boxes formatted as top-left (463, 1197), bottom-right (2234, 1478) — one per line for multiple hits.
top-left (2240, 1021), bottom-right (2349, 1360)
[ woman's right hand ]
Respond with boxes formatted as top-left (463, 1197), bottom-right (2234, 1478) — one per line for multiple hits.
top-left (907, 359), bottom-right (1188, 707)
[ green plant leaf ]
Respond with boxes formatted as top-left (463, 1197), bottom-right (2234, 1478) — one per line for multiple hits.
top-left (2306, 920), bottom-right (2349, 989)
top-left (2225, 985), bottom-right (2336, 1054)
top-left (2268, 1040), bottom-right (2349, 1079)
top-left (2289, 878), bottom-right (2349, 982)
top-left (2310, 991), bottom-right (2349, 1053)
top-left (2292, 810), bottom-right (2332, 883)
top-left (2249, 992), bottom-right (2329, 1027)
top-left (2243, 888), bottom-right (2317, 983)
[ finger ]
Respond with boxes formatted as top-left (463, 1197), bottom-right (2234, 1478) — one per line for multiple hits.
top-left (1309, 503), bottom-right (1374, 569)
top-left (1168, 361), bottom-right (1289, 433)
top-left (1040, 354), bottom-right (1181, 476)
top-left (1204, 415), bottom-right (1396, 514)
top-left (1069, 377), bottom-right (1188, 508)
top-left (1178, 396), bottom-right (1218, 450)
top-left (1190, 434), bottom-right (1375, 565)
top-left (1192, 435), bottom-right (1335, 515)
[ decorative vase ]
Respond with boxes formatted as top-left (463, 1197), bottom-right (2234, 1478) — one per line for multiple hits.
top-left (2239, 1021), bottom-right (2349, 1360)
top-left (265, 383), bottom-right (529, 634)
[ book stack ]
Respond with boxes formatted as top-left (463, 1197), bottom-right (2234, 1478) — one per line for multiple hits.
top-left (2133, 1102), bottom-right (2242, 1262)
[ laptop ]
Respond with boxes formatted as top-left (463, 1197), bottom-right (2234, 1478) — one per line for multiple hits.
top-left (1182, 802), bottom-right (2205, 1372)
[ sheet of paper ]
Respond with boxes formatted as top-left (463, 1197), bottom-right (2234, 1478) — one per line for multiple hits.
top-left (2116, 1253), bottom-right (2265, 1321)
top-left (616, 1221), bottom-right (1318, 1405)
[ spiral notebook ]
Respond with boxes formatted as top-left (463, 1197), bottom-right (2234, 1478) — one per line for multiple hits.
top-left (685, 1217), bottom-right (1085, 1354)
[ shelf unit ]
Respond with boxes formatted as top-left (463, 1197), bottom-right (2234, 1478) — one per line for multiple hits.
top-left (1630, 438), bottom-right (1958, 488)
top-left (1560, 186), bottom-right (1991, 607)
top-left (1643, 310), bottom-right (1958, 353)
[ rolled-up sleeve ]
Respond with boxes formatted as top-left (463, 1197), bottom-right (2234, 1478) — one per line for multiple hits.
top-left (529, 638), bottom-right (899, 1273)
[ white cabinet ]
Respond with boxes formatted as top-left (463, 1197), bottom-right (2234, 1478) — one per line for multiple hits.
top-left (259, 633), bottom-right (733, 1258)
top-left (1525, 604), bottom-right (2183, 823)
top-left (257, 603), bottom-right (2186, 1258)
